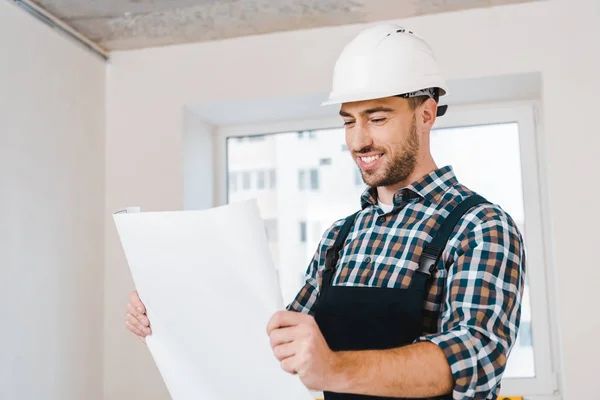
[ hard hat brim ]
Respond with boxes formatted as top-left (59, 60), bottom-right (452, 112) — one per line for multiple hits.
top-left (321, 87), bottom-right (448, 106)
top-left (322, 91), bottom-right (449, 117)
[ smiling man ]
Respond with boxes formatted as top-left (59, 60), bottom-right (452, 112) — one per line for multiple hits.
top-left (125, 23), bottom-right (526, 400)
top-left (265, 24), bottom-right (526, 400)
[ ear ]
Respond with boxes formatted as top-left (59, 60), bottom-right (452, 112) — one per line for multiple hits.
top-left (420, 98), bottom-right (437, 130)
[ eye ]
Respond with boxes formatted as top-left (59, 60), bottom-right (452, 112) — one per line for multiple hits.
top-left (371, 118), bottom-right (386, 124)
top-left (343, 120), bottom-right (355, 126)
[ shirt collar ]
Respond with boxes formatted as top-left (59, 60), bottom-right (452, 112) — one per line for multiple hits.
top-left (360, 166), bottom-right (458, 209)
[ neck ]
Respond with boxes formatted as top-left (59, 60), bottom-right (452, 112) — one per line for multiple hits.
top-left (376, 157), bottom-right (438, 205)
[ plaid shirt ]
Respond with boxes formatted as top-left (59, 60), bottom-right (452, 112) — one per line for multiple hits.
top-left (287, 166), bottom-right (526, 399)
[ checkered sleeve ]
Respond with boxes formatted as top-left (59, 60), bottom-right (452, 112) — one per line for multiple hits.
top-left (285, 250), bottom-right (320, 315)
top-left (414, 206), bottom-right (526, 399)
top-left (286, 219), bottom-right (345, 315)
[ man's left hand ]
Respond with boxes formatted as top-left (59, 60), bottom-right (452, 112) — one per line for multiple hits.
top-left (267, 311), bottom-right (341, 391)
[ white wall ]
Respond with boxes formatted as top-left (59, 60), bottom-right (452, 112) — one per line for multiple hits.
top-left (0, 2), bottom-right (106, 400)
top-left (105, 0), bottom-right (600, 398)
top-left (183, 108), bottom-right (214, 211)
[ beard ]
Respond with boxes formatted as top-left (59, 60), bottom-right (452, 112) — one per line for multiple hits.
top-left (357, 115), bottom-right (419, 188)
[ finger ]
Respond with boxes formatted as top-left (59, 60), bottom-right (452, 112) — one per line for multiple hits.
top-left (129, 290), bottom-right (146, 314)
top-left (130, 306), bottom-right (150, 327)
top-left (127, 314), bottom-right (152, 336)
top-left (125, 320), bottom-right (144, 337)
top-left (127, 304), bottom-right (150, 327)
top-left (267, 311), bottom-right (312, 334)
top-left (138, 313), bottom-right (150, 328)
top-left (269, 326), bottom-right (302, 348)
top-left (127, 303), bottom-right (151, 330)
top-left (281, 356), bottom-right (298, 375)
top-left (126, 313), bottom-right (143, 331)
top-left (273, 342), bottom-right (296, 361)
top-left (127, 302), bottom-right (142, 318)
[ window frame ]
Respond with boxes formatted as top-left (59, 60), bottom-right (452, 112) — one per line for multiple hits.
top-left (214, 101), bottom-right (559, 399)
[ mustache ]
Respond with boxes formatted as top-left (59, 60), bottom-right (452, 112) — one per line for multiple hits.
top-left (352, 146), bottom-right (385, 155)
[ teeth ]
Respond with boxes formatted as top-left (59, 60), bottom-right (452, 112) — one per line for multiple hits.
top-left (360, 154), bottom-right (381, 163)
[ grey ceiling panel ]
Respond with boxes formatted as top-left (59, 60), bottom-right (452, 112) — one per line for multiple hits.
top-left (28, 0), bottom-right (543, 50)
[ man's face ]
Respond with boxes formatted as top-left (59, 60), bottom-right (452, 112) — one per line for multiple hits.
top-left (340, 97), bottom-right (419, 188)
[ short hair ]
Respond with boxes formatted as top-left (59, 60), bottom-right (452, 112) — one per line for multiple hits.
top-left (407, 95), bottom-right (430, 111)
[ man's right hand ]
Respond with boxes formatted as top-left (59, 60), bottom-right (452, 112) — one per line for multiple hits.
top-left (125, 290), bottom-right (152, 343)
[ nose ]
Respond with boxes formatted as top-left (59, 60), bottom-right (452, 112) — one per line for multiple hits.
top-left (347, 121), bottom-right (374, 153)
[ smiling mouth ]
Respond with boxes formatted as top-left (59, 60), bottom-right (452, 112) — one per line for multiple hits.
top-left (359, 154), bottom-right (382, 163)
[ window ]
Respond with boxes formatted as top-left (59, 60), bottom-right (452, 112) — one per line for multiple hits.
top-left (299, 169), bottom-right (319, 190)
top-left (247, 135), bottom-right (265, 142)
top-left (242, 171), bottom-right (251, 190)
top-left (430, 121), bottom-right (536, 380)
top-left (319, 158), bottom-right (332, 166)
top-left (298, 170), bottom-right (306, 191)
top-left (299, 221), bottom-right (307, 243)
top-left (257, 170), bottom-right (266, 190)
top-left (297, 130), bottom-right (316, 140)
top-left (312, 222), bottom-right (322, 242)
top-left (221, 104), bottom-right (556, 397)
top-left (309, 169), bottom-right (319, 190)
top-left (354, 168), bottom-right (363, 186)
top-left (229, 172), bottom-right (238, 192)
top-left (430, 104), bottom-right (556, 395)
top-left (269, 169), bottom-right (276, 189)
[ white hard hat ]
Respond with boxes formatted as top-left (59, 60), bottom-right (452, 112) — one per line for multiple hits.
top-left (322, 24), bottom-right (448, 116)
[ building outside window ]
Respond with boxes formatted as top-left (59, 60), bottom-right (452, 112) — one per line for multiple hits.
top-left (242, 171), bottom-right (251, 190)
top-left (299, 221), bottom-right (307, 243)
top-left (309, 169), bottom-right (319, 190)
top-left (354, 168), bottom-right (363, 186)
top-left (257, 170), bottom-right (266, 190)
top-left (269, 169), bottom-right (276, 189)
top-left (298, 170), bottom-right (306, 191)
top-left (229, 172), bottom-right (238, 192)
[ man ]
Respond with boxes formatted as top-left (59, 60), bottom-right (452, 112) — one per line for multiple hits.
top-left (126, 24), bottom-right (525, 399)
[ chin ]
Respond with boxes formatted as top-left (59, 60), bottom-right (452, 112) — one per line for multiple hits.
top-left (362, 173), bottom-right (383, 188)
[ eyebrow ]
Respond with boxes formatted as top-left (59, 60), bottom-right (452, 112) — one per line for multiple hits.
top-left (339, 106), bottom-right (395, 118)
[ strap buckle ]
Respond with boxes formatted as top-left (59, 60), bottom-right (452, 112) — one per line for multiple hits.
top-left (417, 252), bottom-right (439, 276)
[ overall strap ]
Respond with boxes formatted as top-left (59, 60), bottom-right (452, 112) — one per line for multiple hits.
top-left (322, 211), bottom-right (360, 290)
top-left (417, 195), bottom-right (489, 277)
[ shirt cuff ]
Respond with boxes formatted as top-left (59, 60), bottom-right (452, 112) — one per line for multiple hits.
top-left (414, 328), bottom-right (503, 399)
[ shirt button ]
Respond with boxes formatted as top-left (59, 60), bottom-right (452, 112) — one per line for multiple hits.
top-left (364, 257), bottom-right (371, 263)
top-left (377, 216), bottom-right (386, 224)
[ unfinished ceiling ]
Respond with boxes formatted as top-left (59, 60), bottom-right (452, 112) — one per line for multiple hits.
top-left (30, 0), bottom-right (541, 51)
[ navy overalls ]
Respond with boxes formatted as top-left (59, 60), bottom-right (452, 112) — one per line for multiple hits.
top-left (313, 195), bottom-right (488, 399)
